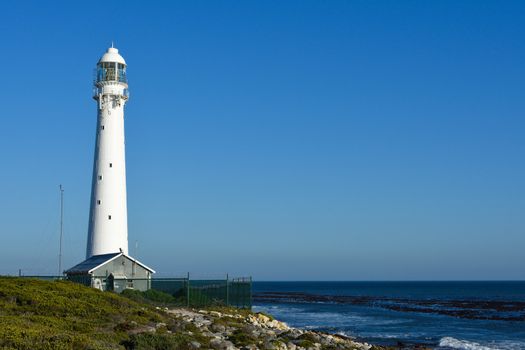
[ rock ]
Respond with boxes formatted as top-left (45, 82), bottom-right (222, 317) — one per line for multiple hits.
top-left (263, 340), bottom-right (275, 349)
top-left (273, 341), bottom-right (288, 350)
top-left (319, 336), bottom-right (334, 346)
top-left (308, 333), bottom-right (321, 342)
top-left (202, 331), bottom-right (215, 338)
top-left (266, 320), bottom-right (289, 330)
top-left (164, 307), bottom-right (378, 350)
top-left (263, 329), bottom-right (276, 337)
top-left (210, 338), bottom-right (223, 348)
top-left (257, 314), bottom-right (271, 323)
top-left (211, 323), bottom-right (226, 333)
top-left (210, 339), bottom-right (237, 350)
top-left (285, 329), bottom-right (303, 339)
top-left (128, 325), bottom-right (156, 334)
top-left (242, 325), bottom-right (260, 338)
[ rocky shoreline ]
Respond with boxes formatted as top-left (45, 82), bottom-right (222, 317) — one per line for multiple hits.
top-left (148, 307), bottom-right (425, 350)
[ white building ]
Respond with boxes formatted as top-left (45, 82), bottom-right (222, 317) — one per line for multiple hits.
top-left (67, 47), bottom-right (155, 290)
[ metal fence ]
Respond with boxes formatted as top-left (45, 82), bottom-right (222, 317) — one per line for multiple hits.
top-left (15, 274), bottom-right (252, 309)
top-left (126, 276), bottom-right (252, 309)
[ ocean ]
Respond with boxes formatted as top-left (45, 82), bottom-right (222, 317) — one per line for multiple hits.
top-left (252, 281), bottom-right (525, 350)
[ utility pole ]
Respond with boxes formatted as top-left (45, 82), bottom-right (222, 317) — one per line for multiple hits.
top-left (58, 185), bottom-right (64, 276)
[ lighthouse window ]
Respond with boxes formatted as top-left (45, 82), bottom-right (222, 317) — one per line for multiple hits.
top-left (101, 125), bottom-right (105, 130)
top-left (109, 163), bottom-right (113, 168)
top-left (97, 200), bottom-right (101, 205)
top-left (98, 175), bottom-right (103, 180)
top-left (108, 215), bottom-right (112, 220)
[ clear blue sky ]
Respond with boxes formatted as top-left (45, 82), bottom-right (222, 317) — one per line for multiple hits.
top-left (0, 1), bottom-right (523, 280)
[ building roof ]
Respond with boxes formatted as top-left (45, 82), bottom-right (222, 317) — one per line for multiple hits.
top-left (65, 252), bottom-right (155, 274)
top-left (98, 47), bottom-right (126, 65)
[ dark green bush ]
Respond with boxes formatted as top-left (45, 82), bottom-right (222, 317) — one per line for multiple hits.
top-left (121, 288), bottom-right (179, 305)
top-left (227, 329), bottom-right (256, 347)
top-left (121, 333), bottom-right (192, 350)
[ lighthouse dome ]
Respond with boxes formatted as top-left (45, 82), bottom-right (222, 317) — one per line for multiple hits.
top-left (99, 47), bottom-right (126, 65)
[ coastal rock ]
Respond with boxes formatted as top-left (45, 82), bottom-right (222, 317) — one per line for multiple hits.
top-left (257, 314), bottom-right (271, 323)
top-left (162, 307), bottom-right (378, 350)
top-left (211, 323), bottom-right (227, 333)
top-left (211, 339), bottom-right (237, 350)
top-left (287, 342), bottom-right (297, 350)
top-left (240, 346), bottom-right (258, 350)
top-left (273, 340), bottom-right (288, 350)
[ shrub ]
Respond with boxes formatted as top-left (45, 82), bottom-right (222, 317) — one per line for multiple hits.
top-left (228, 329), bottom-right (256, 347)
top-left (121, 333), bottom-right (192, 350)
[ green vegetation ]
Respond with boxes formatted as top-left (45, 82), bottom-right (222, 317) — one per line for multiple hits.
top-left (0, 277), bottom-right (187, 349)
top-left (227, 329), bottom-right (257, 347)
top-left (121, 288), bottom-right (180, 305)
top-left (121, 333), bottom-right (193, 350)
top-left (297, 333), bottom-right (319, 349)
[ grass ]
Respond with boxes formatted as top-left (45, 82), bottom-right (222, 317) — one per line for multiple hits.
top-left (0, 277), bottom-right (187, 350)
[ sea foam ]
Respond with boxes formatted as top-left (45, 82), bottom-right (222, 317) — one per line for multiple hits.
top-left (436, 337), bottom-right (525, 350)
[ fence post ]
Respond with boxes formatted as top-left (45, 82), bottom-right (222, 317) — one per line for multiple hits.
top-left (226, 273), bottom-right (229, 306)
top-left (186, 272), bottom-right (190, 308)
top-left (249, 276), bottom-right (252, 309)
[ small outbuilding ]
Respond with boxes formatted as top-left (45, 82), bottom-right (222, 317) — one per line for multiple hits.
top-left (65, 252), bottom-right (155, 292)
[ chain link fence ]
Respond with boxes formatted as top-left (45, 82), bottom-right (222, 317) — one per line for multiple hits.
top-left (15, 274), bottom-right (252, 309)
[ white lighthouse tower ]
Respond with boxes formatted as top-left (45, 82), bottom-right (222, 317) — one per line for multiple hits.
top-left (86, 47), bottom-right (130, 258)
top-left (65, 47), bottom-right (154, 290)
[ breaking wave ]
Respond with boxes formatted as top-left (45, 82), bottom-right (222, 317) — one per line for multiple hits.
top-left (438, 337), bottom-right (525, 350)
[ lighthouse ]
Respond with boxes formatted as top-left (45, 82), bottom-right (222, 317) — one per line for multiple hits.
top-left (86, 47), bottom-right (130, 258)
top-left (66, 47), bottom-right (155, 291)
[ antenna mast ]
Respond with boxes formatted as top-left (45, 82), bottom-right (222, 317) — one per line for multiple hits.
top-left (58, 185), bottom-right (64, 276)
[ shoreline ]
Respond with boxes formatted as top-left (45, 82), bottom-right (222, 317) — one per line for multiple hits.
top-left (164, 307), bottom-right (428, 350)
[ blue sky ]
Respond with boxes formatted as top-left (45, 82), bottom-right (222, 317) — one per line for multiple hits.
top-left (0, 1), bottom-right (523, 280)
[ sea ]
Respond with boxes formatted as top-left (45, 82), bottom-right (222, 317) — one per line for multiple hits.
top-left (252, 281), bottom-right (525, 350)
